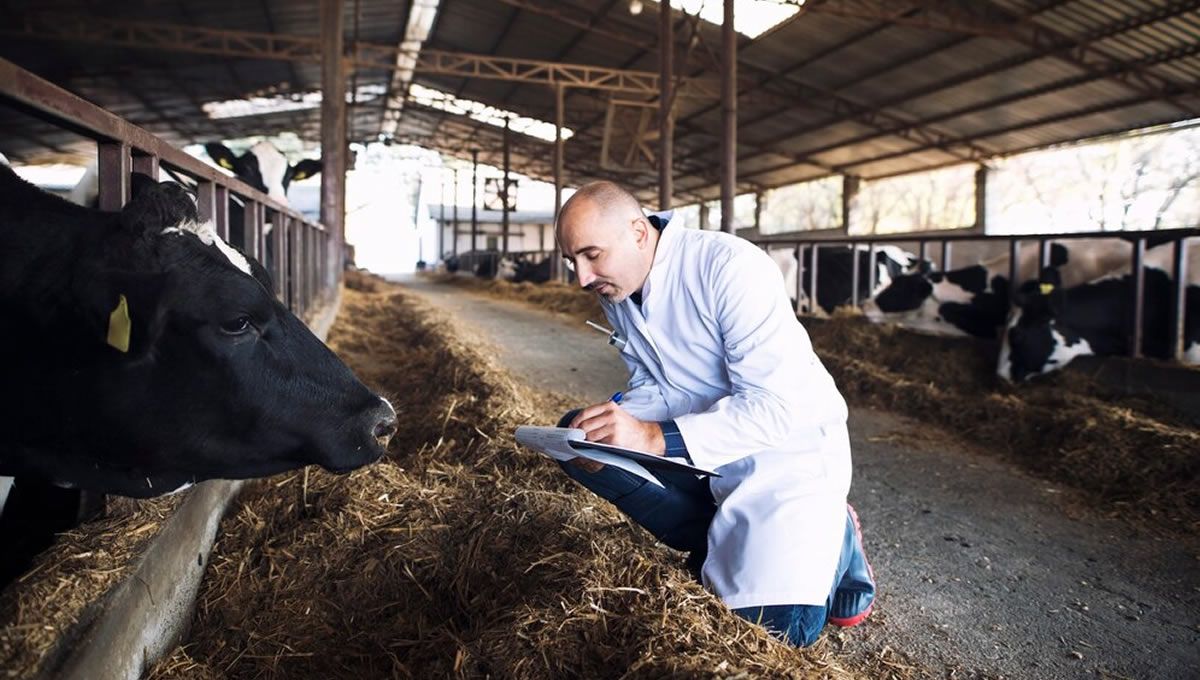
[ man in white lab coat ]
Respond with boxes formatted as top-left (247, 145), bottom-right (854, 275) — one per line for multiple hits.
top-left (553, 181), bottom-right (876, 647)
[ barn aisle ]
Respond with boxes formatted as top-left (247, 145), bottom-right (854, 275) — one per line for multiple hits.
top-left (396, 274), bottom-right (1200, 680)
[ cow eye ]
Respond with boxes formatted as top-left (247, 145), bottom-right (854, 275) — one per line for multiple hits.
top-left (219, 316), bottom-right (254, 335)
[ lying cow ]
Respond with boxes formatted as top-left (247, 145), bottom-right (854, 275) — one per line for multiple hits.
top-left (863, 239), bottom-right (1134, 338)
top-left (767, 244), bottom-right (914, 315)
top-left (0, 164), bottom-right (396, 497)
top-left (998, 239), bottom-right (1199, 382)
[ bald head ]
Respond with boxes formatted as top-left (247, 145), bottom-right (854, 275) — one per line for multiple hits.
top-left (555, 181), bottom-right (658, 303)
top-left (557, 181), bottom-right (644, 237)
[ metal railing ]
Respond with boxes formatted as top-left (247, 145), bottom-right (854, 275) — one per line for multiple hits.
top-left (0, 57), bottom-right (332, 318)
top-left (750, 228), bottom-right (1198, 361)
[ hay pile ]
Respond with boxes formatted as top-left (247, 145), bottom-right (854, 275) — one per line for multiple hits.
top-left (424, 276), bottom-right (1200, 531)
top-left (149, 278), bottom-right (911, 679)
top-left (0, 494), bottom-right (183, 678)
top-left (806, 317), bottom-right (1200, 531)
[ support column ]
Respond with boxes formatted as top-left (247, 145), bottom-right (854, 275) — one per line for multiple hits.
top-left (658, 0), bottom-right (673, 210)
top-left (452, 168), bottom-right (460, 256)
top-left (471, 149), bottom-right (479, 254)
top-left (720, 0), bottom-right (736, 234)
top-left (842, 175), bottom-right (860, 233)
top-left (502, 116), bottom-right (511, 255)
top-left (320, 0), bottom-right (347, 288)
top-left (553, 84), bottom-right (565, 281)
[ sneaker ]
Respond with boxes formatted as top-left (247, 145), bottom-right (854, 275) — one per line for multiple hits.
top-left (828, 504), bottom-right (876, 627)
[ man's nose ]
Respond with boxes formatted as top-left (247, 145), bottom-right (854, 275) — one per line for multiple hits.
top-left (576, 264), bottom-right (595, 288)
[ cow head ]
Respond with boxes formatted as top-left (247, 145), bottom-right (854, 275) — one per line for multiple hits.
top-left (205, 141), bottom-right (321, 204)
top-left (997, 268), bottom-right (1091, 382)
top-left (2, 175), bottom-right (395, 497)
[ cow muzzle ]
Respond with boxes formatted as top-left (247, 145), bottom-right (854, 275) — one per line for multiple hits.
top-left (371, 397), bottom-right (398, 448)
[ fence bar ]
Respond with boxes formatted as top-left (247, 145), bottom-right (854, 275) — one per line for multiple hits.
top-left (1037, 239), bottom-right (1050, 268)
top-left (917, 240), bottom-right (928, 266)
top-left (1008, 240), bottom-right (1020, 301)
top-left (1130, 237), bottom-right (1146, 358)
top-left (97, 141), bottom-right (130, 211)
top-left (850, 243), bottom-right (861, 307)
top-left (196, 181), bottom-right (216, 225)
top-left (243, 200), bottom-right (262, 260)
top-left (808, 244), bottom-right (820, 315)
top-left (941, 240), bottom-right (952, 271)
top-left (867, 242), bottom-right (877, 293)
top-left (1172, 238), bottom-right (1189, 360)
top-left (132, 152), bottom-right (159, 180)
top-left (214, 186), bottom-right (229, 241)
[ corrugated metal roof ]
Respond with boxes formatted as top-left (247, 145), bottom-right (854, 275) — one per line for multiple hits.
top-left (0, 0), bottom-right (1197, 205)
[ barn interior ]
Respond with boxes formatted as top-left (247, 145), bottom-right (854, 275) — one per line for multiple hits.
top-left (1, 1), bottom-right (1199, 678)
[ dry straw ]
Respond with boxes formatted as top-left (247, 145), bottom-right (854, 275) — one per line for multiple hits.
top-left (148, 273), bottom-right (907, 679)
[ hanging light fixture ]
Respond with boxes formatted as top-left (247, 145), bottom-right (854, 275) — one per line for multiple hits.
top-left (629, 0), bottom-right (644, 16)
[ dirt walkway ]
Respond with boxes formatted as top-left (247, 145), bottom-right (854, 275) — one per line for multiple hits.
top-left (393, 275), bottom-right (1200, 680)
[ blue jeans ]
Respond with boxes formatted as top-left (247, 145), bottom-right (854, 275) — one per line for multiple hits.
top-left (556, 409), bottom-right (830, 647)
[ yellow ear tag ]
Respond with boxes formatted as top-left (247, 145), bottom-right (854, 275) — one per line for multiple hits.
top-left (292, 171), bottom-right (308, 181)
top-left (1039, 283), bottom-right (1055, 295)
top-left (107, 294), bottom-right (131, 353)
top-left (218, 158), bottom-right (234, 170)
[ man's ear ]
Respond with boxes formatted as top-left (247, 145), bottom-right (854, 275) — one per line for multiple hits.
top-left (632, 215), bottom-right (652, 249)
top-left (286, 158), bottom-right (322, 183)
top-left (78, 271), bottom-right (168, 358)
top-left (205, 143), bottom-right (241, 173)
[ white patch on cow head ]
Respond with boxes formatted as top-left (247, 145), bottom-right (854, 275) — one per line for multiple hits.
top-left (929, 277), bottom-right (976, 305)
top-left (248, 141), bottom-right (289, 204)
top-left (1043, 329), bottom-right (1094, 374)
top-left (162, 220), bottom-right (252, 275)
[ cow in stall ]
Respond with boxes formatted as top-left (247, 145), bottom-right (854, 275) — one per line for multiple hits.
top-left (767, 244), bottom-right (915, 315)
top-left (494, 254), bottom-right (553, 284)
top-left (863, 239), bottom-right (1136, 339)
top-left (204, 141), bottom-right (322, 275)
top-left (0, 165), bottom-right (395, 582)
top-left (998, 239), bottom-right (1199, 382)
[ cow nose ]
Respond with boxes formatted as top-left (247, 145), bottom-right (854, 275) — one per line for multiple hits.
top-left (371, 399), bottom-right (398, 446)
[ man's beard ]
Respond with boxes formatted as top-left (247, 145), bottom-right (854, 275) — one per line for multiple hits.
top-left (588, 281), bottom-right (625, 303)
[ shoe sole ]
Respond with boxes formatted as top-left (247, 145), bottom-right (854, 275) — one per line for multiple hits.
top-left (829, 503), bottom-right (875, 628)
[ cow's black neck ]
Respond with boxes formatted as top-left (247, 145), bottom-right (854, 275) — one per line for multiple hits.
top-left (0, 165), bottom-right (112, 327)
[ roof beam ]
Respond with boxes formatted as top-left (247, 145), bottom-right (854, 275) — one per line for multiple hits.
top-left (1, 12), bottom-right (722, 99)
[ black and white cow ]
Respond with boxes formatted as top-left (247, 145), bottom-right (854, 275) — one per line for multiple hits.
top-left (998, 240), bottom-right (1199, 382)
top-left (0, 164), bottom-right (396, 497)
top-left (767, 245), bottom-right (915, 315)
top-left (863, 240), bottom-right (1134, 338)
top-left (205, 141), bottom-right (321, 205)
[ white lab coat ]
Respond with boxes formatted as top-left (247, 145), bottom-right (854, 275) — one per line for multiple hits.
top-left (601, 214), bottom-right (852, 609)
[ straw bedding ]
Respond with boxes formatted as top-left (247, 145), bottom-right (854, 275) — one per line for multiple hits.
top-left (441, 274), bottom-right (1200, 532)
top-left (0, 494), bottom-right (183, 678)
top-left (148, 273), bottom-right (911, 679)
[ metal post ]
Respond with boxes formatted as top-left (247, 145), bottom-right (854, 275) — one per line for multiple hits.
top-left (438, 169), bottom-right (446, 262)
top-left (809, 243), bottom-right (820, 314)
top-left (452, 168), bottom-right (459, 257)
top-left (502, 116), bottom-right (511, 255)
top-left (243, 200), bottom-right (262, 260)
top-left (97, 141), bottom-right (131, 211)
top-left (1008, 240), bottom-right (1020, 300)
top-left (1130, 237), bottom-right (1146, 358)
top-left (851, 242), bottom-right (861, 307)
top-left (214, 185), bottom-right (229, 240)
top-left (1038, 239), bottom-right (1050, 268)
top-left (867, 242), bottom-right (877, 292)
top-left (196, 181), bottom-right (217, 225)
top-left (754, 191), bottom-right (763, 233)
top-left (320, 0), bottom-right (346, 288)
top-left (554, 84), bottom-right (565, 281)
top-left (1172, 238), bottom-right (1190, 360)
top-left (941, 240), bottom-right (952, 271)
top-left (720, 0), bottom-right (735, 234)
top-left (471, 149), bottom-right (479, 254)
top-left (918, 240), bottom-right (928, 266)
top-left (658, 0), bottom-right (673, 210)
top-left (131, 153), bottom-right (159, 180)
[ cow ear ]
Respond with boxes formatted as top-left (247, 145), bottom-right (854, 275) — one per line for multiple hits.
top-left (120, 180), bottom-right (199, 235)
top-left (287, 158), bottom-right (322, 183)
top-left (1048, 243), bottom-right (1069, 268)
top-left (205, 143), bottom-right (241, 173)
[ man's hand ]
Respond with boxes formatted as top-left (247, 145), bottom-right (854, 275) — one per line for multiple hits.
top-left (566, 401), bottom-right (665, 473)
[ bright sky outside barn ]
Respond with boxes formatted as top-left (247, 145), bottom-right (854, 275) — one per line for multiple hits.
top-left (1, 2), bottom-right (1199, 679)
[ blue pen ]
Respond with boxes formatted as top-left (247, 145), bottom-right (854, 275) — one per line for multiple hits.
top-left (610, 391), bottom-right (623, 404)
